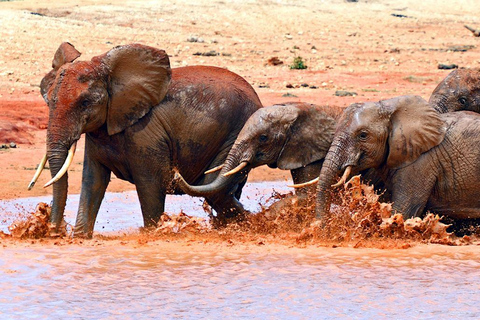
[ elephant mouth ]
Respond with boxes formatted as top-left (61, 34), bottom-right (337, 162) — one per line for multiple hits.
top-left (331, 165), bottom-right (353, 188)
top-left (28, 141), bottom-right (77, 190)
top-left (223, 161), bottom-right (249, 177)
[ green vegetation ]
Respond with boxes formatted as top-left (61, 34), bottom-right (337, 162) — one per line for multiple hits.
top-left (290, 56), bottom-right (307, 70)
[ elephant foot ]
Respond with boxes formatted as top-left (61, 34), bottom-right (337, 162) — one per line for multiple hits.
top-left (210, 209), bottom-right (250, 229)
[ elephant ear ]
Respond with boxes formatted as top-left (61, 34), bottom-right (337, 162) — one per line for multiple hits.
top-left (40, 42), bottom-right (81, 102)
top-left (277, 103), bottom-right (336, 170)
top-left (100, 44), bottom-right (172, 135)
top-left (383, 95), bottom-right (446, 169)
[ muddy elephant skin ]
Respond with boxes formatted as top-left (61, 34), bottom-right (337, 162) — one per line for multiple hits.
top-left (38, 42), bottom-right (262, 238)
top-left (429, 68), bottom-right (480, 113)
top-left (317, 95), bottom-right (480, 220)
top-left (176, 102), bottom-right (338, 203)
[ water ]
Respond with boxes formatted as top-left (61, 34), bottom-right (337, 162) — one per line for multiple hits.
top-left (0, 181), bottom-right (291, 234)
top-left (1, 182), bottom-right (480, 319)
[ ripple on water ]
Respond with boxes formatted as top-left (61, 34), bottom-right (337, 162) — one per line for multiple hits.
top-left (3, 245), bottom-right (480, 319)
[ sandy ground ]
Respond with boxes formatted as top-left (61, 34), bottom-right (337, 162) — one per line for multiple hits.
top-left (1, 0), bottom-right (480, 248)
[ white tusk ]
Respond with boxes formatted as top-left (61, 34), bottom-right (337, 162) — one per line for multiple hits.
top-left (223, 161), bottom-right (248, 177)
top-left (331, 166), bottom-right (352, 188)
top-left (43, 142), bottom-right (77, 188)
top-left (28, 153), bottom-right (48, 190)
top-left (204, 164), bottom-right (223, 175)
top-left (288, 177), bottom-right (319, 188)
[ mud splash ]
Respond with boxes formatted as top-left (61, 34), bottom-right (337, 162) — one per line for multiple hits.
top-left (2, 177), bottom-right (477, 248)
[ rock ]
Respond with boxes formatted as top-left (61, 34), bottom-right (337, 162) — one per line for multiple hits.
top-left (438, 63), bottom-right (458, 70)
top-left (447, 45), bottom-right (475, 52)
top-left (193, 51), bottom-right (219, 56)
top-left (282, 93), bottom-right (297, 97)
top-left (335, 90), bottom-right (357, 97)
top-left (267, 57), bottom-right (283, 66)
top-left (9, 142), bottom-right (16, 148)
top-left (187, 36), bottom-right (204, 43)
top-left (286, 83), bottom-right (294, 88)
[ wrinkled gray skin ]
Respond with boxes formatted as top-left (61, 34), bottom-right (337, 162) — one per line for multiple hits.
top-left (176, 102), bottom-right (338, 204)
top-left (429, 68), bottom-right (480, 113)
top-left (40, 42), bottom-right (262, 238)
top-left (317, 95), bottom-right (480, 220)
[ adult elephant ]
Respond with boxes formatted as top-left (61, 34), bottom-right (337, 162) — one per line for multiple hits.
top-left (175, 102), bottom-right (338, 204)
top-left (429, 68), bottom-right (480, 113)
top-left (316, 95), bottom-right (480, 221)
top-left (29, 42), bottom-right (262, 238)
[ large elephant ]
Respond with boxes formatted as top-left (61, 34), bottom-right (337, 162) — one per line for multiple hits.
top-left (316, 95), bottom-right (480, 220)
top-left (175, 102), bottom-right (337, 204)
top-left (30, 42), bottom-right (262, 238)
top-left (429, 68), bottom-right (480, 113)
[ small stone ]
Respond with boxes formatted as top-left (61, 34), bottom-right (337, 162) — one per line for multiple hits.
top-left (282, 93), bottom-right (297, 97)
top-left (267, 57), bottom-right (283, 66)
top-left (286, 83), bottom-right (294, 88)
top-left (335, 90), bottom-right (357, 97)
top-left (438, 63), bottom-right (458, 70)
top-left (9, 142), bottom-right (16, 148)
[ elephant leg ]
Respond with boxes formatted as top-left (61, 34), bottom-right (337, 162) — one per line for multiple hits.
top-left (74, 156), bottom-right (111, 238)
top-left (389, 168), bottom-right (436, 219)
top-left (234, 174), bottom-right (247, 200)
top-left (206, 189), bottom-right (246, 224)
top-left (291, 160), bottom-right (323, 205)
top-left (135, 181), bottom-right (166, 228)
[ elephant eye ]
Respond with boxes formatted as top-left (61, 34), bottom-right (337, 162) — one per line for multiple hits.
top-left (259, 134), bottom-right (268, 143)
top-left (358, 131), bottom-right (368, 140)
top-left (459, 97), bottom-right (468, 106)
top-left (80, 99), bottom-right (90, 108)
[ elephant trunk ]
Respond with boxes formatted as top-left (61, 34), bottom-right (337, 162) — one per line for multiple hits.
top-left (46, 119), bottom-right (77, 233)
top-left (177, 145), bottom-right (249, 197)
top-left (46, 144), bottom-right (69, 232)
top-left (315, 136), bottom-right (348, 220)
top-left (428, 92), bottom-right (449, 113)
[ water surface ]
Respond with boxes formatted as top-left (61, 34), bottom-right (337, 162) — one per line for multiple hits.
top-left (1, 182), bottom-right (479, 319)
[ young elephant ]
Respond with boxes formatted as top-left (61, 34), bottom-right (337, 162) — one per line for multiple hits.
top-left (429, 68), bottom-right (480, 113)
top-left (30, 42), bottom-right (262, 237)
top-left (175, 102), bottom-right (338, 204)
top-left (316, 95), bottom-right (480, 220)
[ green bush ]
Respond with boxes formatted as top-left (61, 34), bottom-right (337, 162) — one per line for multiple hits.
top-left (290, 56), bottom-right (307, 70)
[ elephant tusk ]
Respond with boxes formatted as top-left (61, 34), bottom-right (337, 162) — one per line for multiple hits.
top-left (331, 166), bottom-right (352, 188)
top-left (27, 153), bottom-right (48, 190)
top-left (204, 164), bottom-right (224, 175)
top-left (223, 161), bottom-right (248, 177)
top-left (288, 177), bottom-right (319, 188)
top-left (43, 142), bottom-right (77, 188)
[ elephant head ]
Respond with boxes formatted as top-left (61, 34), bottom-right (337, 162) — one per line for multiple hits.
top-left (175, 102), bottom-right (337, 197)
top-left (31, 43), bottom-right (172, 232)
top-left (316, 95), bottom-right (446, 219)
top-left (429, 68), bottom-right (480, 113)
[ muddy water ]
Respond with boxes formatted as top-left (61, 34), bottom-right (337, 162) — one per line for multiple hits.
top-left (1, 182), bottom-right (480, 318)
top-left (0, 181), bottom-right (289, 233)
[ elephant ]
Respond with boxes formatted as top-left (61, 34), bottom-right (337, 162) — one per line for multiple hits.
top-left (316, 95), bottom-right (480, 221)
top-left (174, 102), bottom-right (338, 206)
top-left (29, 42), bottom-right (262, 238)
top-left (429, 68), bottom-right (480, 113)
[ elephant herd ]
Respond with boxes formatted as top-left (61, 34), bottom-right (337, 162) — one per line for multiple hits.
top-left (28, 43), bottom-right (480, 238)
